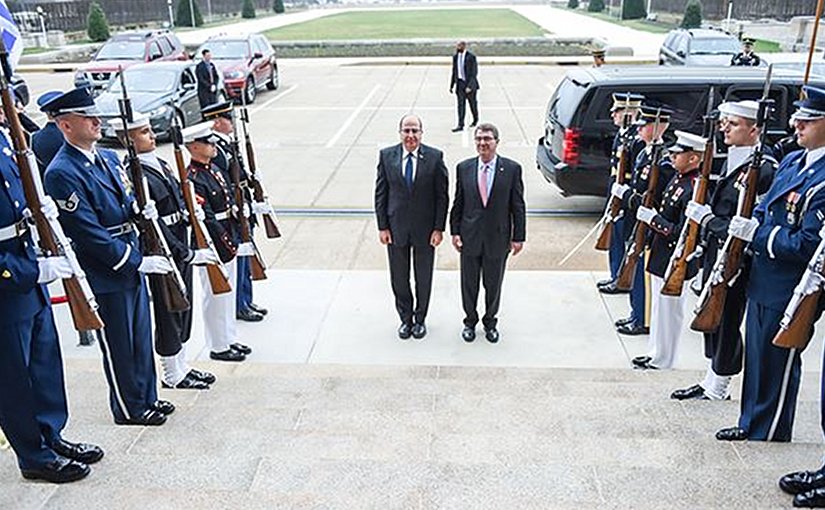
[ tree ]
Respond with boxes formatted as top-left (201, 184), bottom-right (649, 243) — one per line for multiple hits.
top-left (567, 0), bottom-right (579, 9)
top-left (242, 0), bottom-right (256, 18)
top-left (273, 0), bottom-right (285, 14)
top-left (87, 2), bottom-right (110, 42)
top-left (176, 0), bottom-right (204, 27)
top-left (588, 0), bottom-right (605, 12)
top-left (681, 0), bottom-right (703, 29)
top-left (622, 0), bottom-right (646, 20)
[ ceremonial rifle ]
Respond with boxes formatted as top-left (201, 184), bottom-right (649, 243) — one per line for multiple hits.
top-left (0, 40), bottom-right (103, 331)
top-left (662, 88), bottom-right (717, 296)
top-left (116, 69), bottom-right (189, 312)
top-left (239, 99), bottom-right (281, 239)
top-left (615, 109), bottom-right (663, 291)
top-left (170, 119), bottom-right (231, 295)
top-left (773, 234), bottom-right (825, 350)
top-left (692, 66), bottom-right (774, 332)
top-left (595, 100), bottom-right (634, 251)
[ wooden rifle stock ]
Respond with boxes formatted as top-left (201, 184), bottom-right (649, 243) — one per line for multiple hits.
top-left (240, 106), bottom-right (281, 239)
top-left (595, 128), bottom-right (630, 251)
top-left (773, 291), bottom-right (820, 349)
top-left (228, 123), bottom-right (267, 281)
top-left (0, 41), bottom-right (103, 330)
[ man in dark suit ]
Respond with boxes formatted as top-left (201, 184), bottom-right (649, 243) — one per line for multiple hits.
top-left (195, 49), bottom-right (220, 111)
top-left (450, 41), bottom-right (479, 133)
top-left (375, 114), bottom-right (449, 340)
top-left (450, 123), bottom-right (526, 343)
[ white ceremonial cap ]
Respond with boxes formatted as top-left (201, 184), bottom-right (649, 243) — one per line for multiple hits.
top-left (668, 130), bottom-right (707, 153)
top-left (113, 112), bottom-right (151, 132)
top-left (718, 100), bottom-right (759, 121)
top-left (181, 122), bottom-right (218, 144)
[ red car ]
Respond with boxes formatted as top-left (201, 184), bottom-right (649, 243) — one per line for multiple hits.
top-left (197, 33), bottom-right (279, 104)
top-left (75, 30), bottom-right (188, 95)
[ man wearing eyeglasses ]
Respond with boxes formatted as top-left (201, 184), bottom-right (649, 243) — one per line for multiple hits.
top-left (374, 115), bottom-right (449, 340)
top-left (450, 123), bottom-right (526, 343)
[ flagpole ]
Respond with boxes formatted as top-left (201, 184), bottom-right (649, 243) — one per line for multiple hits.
top-left (804, 0), bottom-right (825, 90)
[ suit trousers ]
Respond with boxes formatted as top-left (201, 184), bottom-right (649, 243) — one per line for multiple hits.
top-left (387, 243), bottom-right (435, 325)
top-left (200, 256), bottom-right (238, 353)
top-left (95, 281), bottom-right (158, 422)
top-left (647, 275), bottom-right (687, 368)
top-left (608, 216), bottom-right (626, 280)
top-left (236, 255), bottom-right (253, 313)
top-left (149, 261), bottom-right (193, 357)
top-left (460, 252), bottom-right (508, 329)
top-left (455, 80), bottom-right (478, 128)
top-left (0, 306), bottom-right (66, 470)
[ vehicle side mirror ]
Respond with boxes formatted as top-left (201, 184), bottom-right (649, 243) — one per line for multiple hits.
top-left (254, 52), bottom-right (263, 59)
top-left (676, 50), bottom-right (686, 58)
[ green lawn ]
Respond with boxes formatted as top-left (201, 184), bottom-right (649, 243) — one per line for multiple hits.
top-left (264, 9), bottom-right (546, 41)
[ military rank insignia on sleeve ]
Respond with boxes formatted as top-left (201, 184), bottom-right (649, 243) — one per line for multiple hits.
top-left (56, 192), bottom-right (79, 213)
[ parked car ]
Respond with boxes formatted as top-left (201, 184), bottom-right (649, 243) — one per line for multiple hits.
top-left (659, 28), bottom-right (741, 66)
top-left (536, 65), bottom-right (821, 197)
top-left (762, 52), bottom-right (825, 78)
top-left (196, 33), bottom-right (279, 104)
top-left (75, 30), bottom-right (188, 95)
top-left (95, 62), bottom-right (220, 141)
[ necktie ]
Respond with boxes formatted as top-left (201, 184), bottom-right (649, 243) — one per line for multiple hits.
top-left (404, 153), bottom-right (414, 190)
top-left (478, 164), bottom-right (489, 207)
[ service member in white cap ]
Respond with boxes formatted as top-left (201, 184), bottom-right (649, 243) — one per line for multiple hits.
top-left (632, 130), bottom-right (706, 370)
top-left (115, 113), bottom-right (219, 389)
top-left (730, 37), bottom-right (761, 67)
top-left (183, 122), bottom-right (251, 362)
top-left (670, 100), bottom-right (776, 401)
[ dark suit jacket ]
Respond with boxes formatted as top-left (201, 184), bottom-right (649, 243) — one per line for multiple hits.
top-left (449, 155), bottom-right (526, 258)
top-left (374, 143), bottom-right (449, 247)
top-left (450, 50), bottom-right (479, 91)
top-left (195, 60), bottom-right (220, 106)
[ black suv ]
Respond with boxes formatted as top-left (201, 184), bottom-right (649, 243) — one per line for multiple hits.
top-left (536, 66), bottom-right (820, 197)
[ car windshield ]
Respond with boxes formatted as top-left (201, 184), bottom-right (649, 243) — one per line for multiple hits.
top-left (202, 41), bottom-right (249, 59)
top-left (96, 40), bottom-right (145, 60)
top-left (109, 69), bottom-right (177, 93)
top-left (691, 38), bottom-right (740, 55)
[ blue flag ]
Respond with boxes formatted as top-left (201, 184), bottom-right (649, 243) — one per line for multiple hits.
top-left (0, 0), bottom-right (21, 71)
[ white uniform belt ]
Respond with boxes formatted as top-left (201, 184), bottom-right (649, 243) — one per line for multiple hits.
top-left (0, 218), bottom-right (28, 242)
top-left (214, 210), bottom-right (230, 221)
top-left (161, 212), bottom-right (183, 226)
top-left (106, 222), bottom-right (135, 237)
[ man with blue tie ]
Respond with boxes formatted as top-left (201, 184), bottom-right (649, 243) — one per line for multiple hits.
top-left (375, 115), bottom-right (449, 340)
top-left (43, 87), bottom-right (175, 426)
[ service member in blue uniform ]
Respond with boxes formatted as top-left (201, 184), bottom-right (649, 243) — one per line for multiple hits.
top-left (598, 92), bottom-right (645, 294)
top-left (42, 87), bottom-right (175, 426)
top-left (716, 86), bottom-right (825, 446)
top-left (0, 115), bottom-right (104, 483)
top-left (610, 105), bottom-right (675, 336)
top-left (671, 100), bottom-right (776, 400)
top-left (116, 113), bottom-right (218, 390)
top-left (31, 91), bottom-right (64, 175)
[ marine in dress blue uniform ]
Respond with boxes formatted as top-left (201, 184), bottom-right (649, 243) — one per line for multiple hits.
top-left (42, 87), bottom-right (173, 426)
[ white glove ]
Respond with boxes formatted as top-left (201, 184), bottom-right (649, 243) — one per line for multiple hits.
top-left (251, 201), bottom-right (272, 215)
top-left (802, 271), bottom-right (825, 295)
top-left (191, 248), bottom-right (219, 266)
top-left (210, 84), bottom-right (217, 93)
top-left (138, 255), bottom-right (174, 274)
top-left (236, 242), bottom-right (255, 257)
top-left (241, 203), bottom-right (251, 219)
top-left (194, 204), bottom-right (206, 222)
top-left (40, 195), bottom-right (59, 221)
top-left (611, 182), bottom-right (630, 199)
top-left (142, 200), bottom-right (159, 222)
top-left (636, 206), bottom-right (657, 225)
top-left (685, 201), bottom-right (712, 225)
top-left (728, 215), bottom-right (759, 242)
top-left (37, 256), bottom-right (73, 283)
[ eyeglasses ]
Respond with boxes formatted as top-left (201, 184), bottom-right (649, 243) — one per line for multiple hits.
top-left (474, 135), bottom-right (496, 142)
top-left (400, 128), bottom-right (421, 134)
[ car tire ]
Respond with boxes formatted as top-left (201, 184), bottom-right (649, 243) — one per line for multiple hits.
top-left (245, 76), bottom-right (256, 104)
top-left (266, 65), bottom-right (278, 90)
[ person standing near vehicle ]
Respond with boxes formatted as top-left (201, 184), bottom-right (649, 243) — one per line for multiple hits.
top-left (196, 49), bottom-right (220, 110)
top-left (730, 37), bottom-right (761, 67)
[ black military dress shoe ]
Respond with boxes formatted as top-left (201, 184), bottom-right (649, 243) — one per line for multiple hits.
top-left (781, 467), bottom-right (825, 495)
top-left (715, 426), bottom-right (748, 441)
top-left (631, 355), bottom-right (651, 369)
top-left (162, 372), bottom-right (210, 390)
top-left (398, 323), bottom-right (412, 340)
top-left (411, 323), bottom-right (427, 340)
top-left (599, 282), bottom-right (629, 295)
top-left (231, 342), bottom-right (252, 355)
top-left (451, 126), bottom-right (463, 132)
top-left (210, 349), bottom-right (246, 362)
top-left (614, 316), bottom-right (634, 327)
top-left (248, 303), bottom-right (268, 315)
top-left (462, 327), bottom-right (476, 342)
top-left (597, 278), bottom-right (614, 288)
top-left (114, 409), bottom-right (167, 426)
top-left (21, 457), bottom-right (90, 484)
top-left (670, 384), bottom-right (706, 400)
top-left (152, 400), bottom-right (175, 415)
top-left (51, 439), bottom-right (104, 465)
top-left (236, 309), bottom-right (264, 322)
top-left (188, 368), bottom-right (216, 385)
top-left (617, 323), bottom-right (649, 335)
top-left (485, 328), bottom-right (500, 343)
top-left (795, 488), bottom-right (825, 507)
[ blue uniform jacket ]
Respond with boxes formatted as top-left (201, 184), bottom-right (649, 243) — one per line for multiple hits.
top-left (749, 149), bottom-right (825, 310)
top-left (31, 122), bottom-right (64, 175)
top-left (44, 144), bottom-right (143, 294)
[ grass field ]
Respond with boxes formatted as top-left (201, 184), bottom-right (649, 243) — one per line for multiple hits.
top-left (264, 9), bottom-right (547, 41)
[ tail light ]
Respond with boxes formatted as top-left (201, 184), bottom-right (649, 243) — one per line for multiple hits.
top-left (562, 128), bottom-right (581, 166)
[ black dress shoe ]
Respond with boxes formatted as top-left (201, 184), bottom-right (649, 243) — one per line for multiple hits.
top-left (236, 309), bottom-right (264, 322)
top-left (248, 302), bottom-right (268, 315)
top-left (597, 278), bottom-right (614, 288)
top-left (670, 384), bottom-right (706, 400)
top-left (411, 323), bottom-right (427, 340)
top-left (51, 439), bottom-right (104, 465)
top-left (152, 400), bottom-right (175, 415)
top-left (599, 282), bottom-right (630, 295)
top-left (715, 426), bottom-right (748, 441)
top-left (633, 360), bottom-right (658, 370)
top-left (617, 323), bottom-right (649, 335)
top-left (462, 326), bottom-right (476, 342)
top-left (162, 372), bottom-right (210, 390)
top-left (398, 323), bottom-right (412, 340)
top-left (781, 468), bottom-right (825, 495)
top-left (469, 121), bottom-right (478, 128)
top-left (795, 488), bottom-right (825, 507)
top-left (630, 355), bottom-right (651, 369)
top-left (485, 328), bottom-right (500, 343)
top-left (210, 349), bottom-right (246, 362)
top-left (230, 342), bottom-right (252, 355)
top-left (21, 457), bottom-right (90, 484)
top-left (614, 316), bottom-right (634, 327)
top-left (188, 368), bottom-right (216, 385)
top-left (114, 409), bottom-right (167, 426)
top-left (451, 126), bottom-right (463, 132)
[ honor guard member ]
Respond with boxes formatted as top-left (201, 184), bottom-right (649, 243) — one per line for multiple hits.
top-left (202, 101), bottom-right (267, 323)
top-left (716, 85), bottom-right (825, 443)
top-left (730, 37), bottom-right (761, 67)
top-left (599, 92), bottom-right (645, 294)
top-left (610, 105), bottom-right (675, 336)
top-left (591, 48), bottom-right (606, 67)
top-left (43, 87), bottom-right (175, 426)
top-left (0, 122), bottom-right (103, 483)
top-left (115, 113), bottom-right (218, 390)
top-left (671, 100), bottom-right (776, 400)
top-left (184, 122), bottom-right (252, 361)
top-left (632, 130), bottom-right (704, 370)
